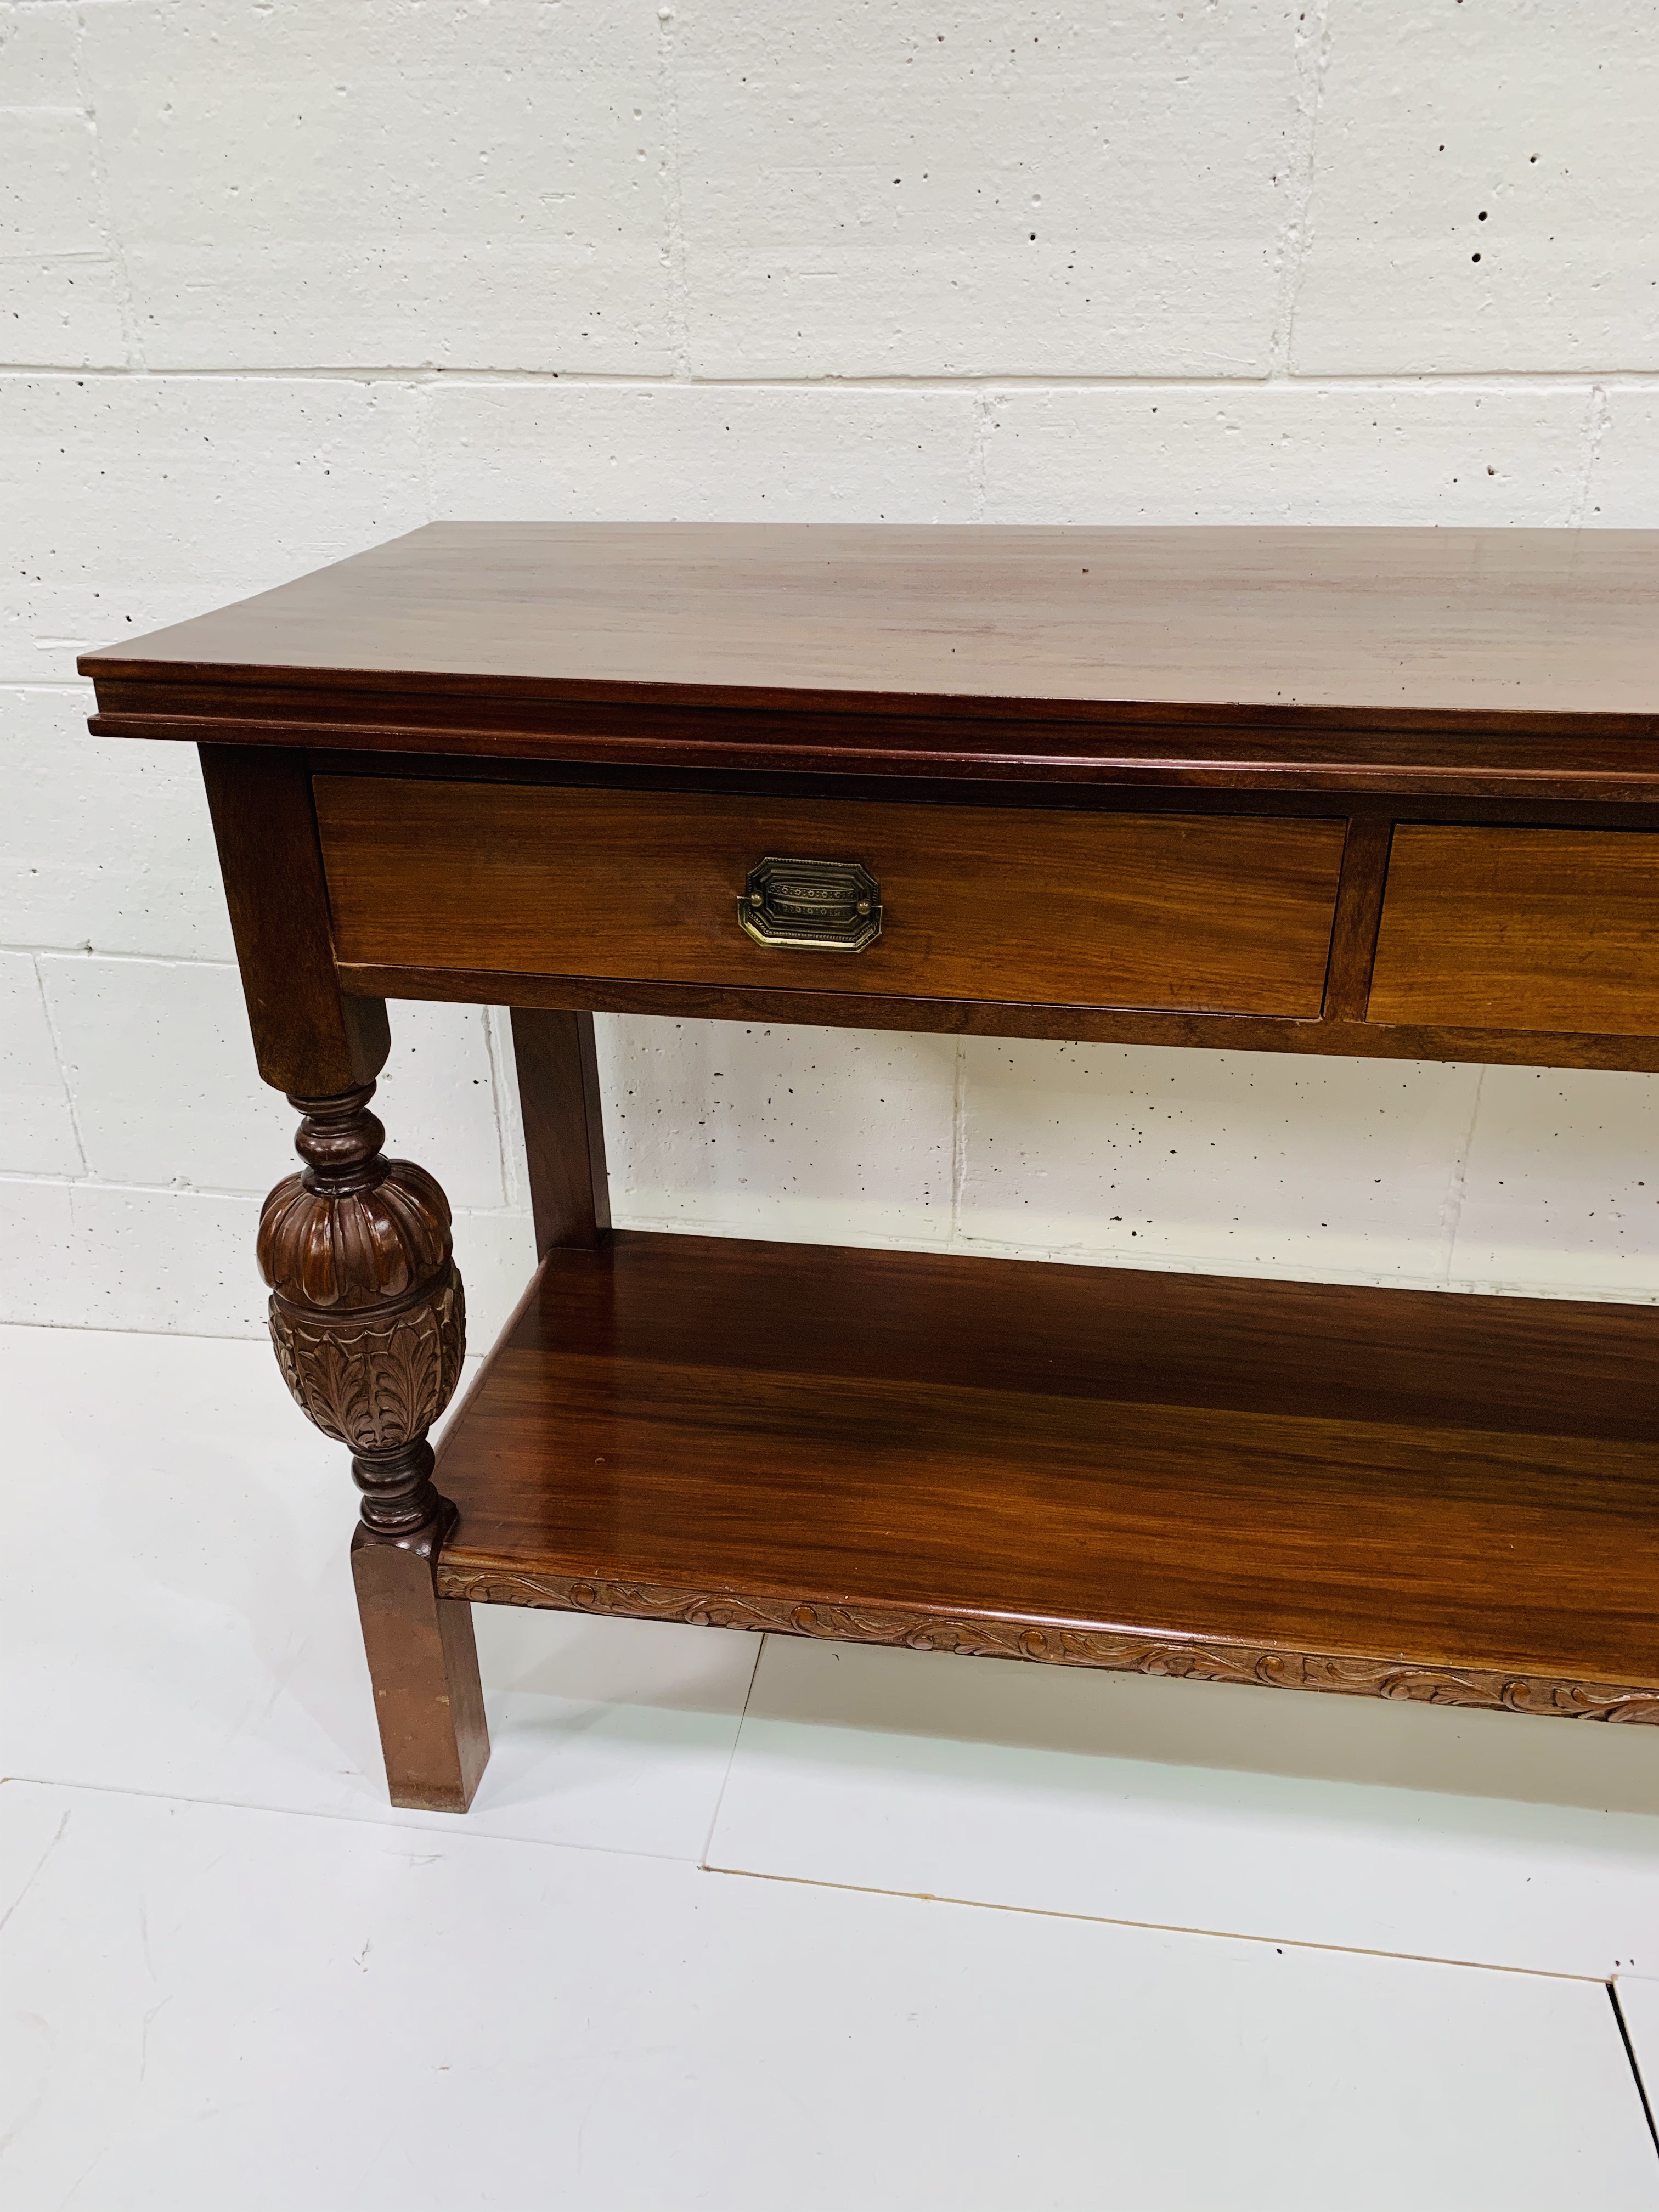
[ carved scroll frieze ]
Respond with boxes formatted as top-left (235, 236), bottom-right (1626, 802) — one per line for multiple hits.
top-left (434, 1566), bottom-right (1659, 1725)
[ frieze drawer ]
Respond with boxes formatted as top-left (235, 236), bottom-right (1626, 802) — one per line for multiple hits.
top-left (315, 778), bottom-right (1347, 1018)
top-left (1369, 826), bottom-right (1659, 1036)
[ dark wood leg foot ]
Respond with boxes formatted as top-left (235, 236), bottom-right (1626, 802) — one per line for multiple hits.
top-left (258, 1082), bottom-right (490, 1811)
top-left (352, 1509), bottom-right (489, 1813)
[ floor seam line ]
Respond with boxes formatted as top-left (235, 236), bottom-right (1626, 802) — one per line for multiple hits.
top-left (699, 1632), bottom-right (767, 1870)
top-left (697, 1860), bottom-right (1617, 1983)
top-left (0, 1771), bottom-right (713, 1869)
top-left (1609, 1982), bottom-right (1659, 2161)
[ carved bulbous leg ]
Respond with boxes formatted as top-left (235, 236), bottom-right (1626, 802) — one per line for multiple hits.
top-left (258, 1084), bottom-right (465, 1529)
top-left (258, 1084), bottom-right (488, 1811)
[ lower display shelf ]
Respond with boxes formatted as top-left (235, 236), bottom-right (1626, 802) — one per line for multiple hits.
top-left (433, 1232), bottom-right (1659, 1723)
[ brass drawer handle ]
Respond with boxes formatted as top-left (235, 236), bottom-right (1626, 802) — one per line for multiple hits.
top-left (738, 856), bottom-right (882, 952)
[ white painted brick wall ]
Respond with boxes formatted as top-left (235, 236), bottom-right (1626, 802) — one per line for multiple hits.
top-left (672, 4), bottom-right (1301, 377)
top-left (5, 0), bottom-right (1659, 1344)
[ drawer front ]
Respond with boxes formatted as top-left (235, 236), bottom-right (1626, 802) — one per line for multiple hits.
top-left (1369, 826), bottom-right (1659, 1035)
top-left (316, 778), bottom-right (1346, 1017)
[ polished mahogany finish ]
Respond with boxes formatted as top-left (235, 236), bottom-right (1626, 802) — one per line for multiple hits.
top-left (335, 958), bottom-right (1659, 1074)
top-left (1370, 825), bottom-right (1659, 1035)
top-left (257, 1082), bottom-right (484, 1812)
top-left (198, 744), bottom-right (390, 1096)
top-left (78, 523), bottom-right (1659, 1808)
top-left (83, 524), bottom-right (1659, 796)
top-left (315, 778), bottom-right (1348, 1018)
top-left (81, 521), bottom-right (1659, 724)
top-left (509, 1008), bottom-right (611, 1257)
top-left (436, 1234), bottom-right (1659, 1714)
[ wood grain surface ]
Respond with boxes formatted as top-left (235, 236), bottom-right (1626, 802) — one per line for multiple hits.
top-left (432, 1234), bottom-right (1659, 1694)
top-left (352, 1518), bottom-right (490, 1813)
top-left (508, 1008), bottom-right (610, 1256)
top-left (198, 744), bottom-right (390, 1095)
top-left (1322, 816), bottom-right (1395, 1023)
top-left (337, 960), bottom-right (1659, 1071)
top-left (316, 777), bottom-right (1347, 1018)
top-left (81, 522), bottom-right (1659, 730)
top-left (1370, 826), bottom-right (1659, 1034)
top-left (101, 530), bottom-right (1659, 1769)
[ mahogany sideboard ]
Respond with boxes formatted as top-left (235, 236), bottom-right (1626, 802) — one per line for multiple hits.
top-left (82, 523), bottom-right (1659, 1811)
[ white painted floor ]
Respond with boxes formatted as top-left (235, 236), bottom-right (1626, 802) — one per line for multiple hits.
top-left (3, 1322), bottom-right (1658, 2207)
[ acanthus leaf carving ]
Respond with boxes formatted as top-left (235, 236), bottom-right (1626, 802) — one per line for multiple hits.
top-left (269, 1266), bottom-right (465, 1454)
top-left (259, 1081), bottom-right (466, 1537)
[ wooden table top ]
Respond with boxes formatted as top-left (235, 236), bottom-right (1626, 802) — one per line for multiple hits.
top-left (82, 522), bottom-right (1659, 733)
